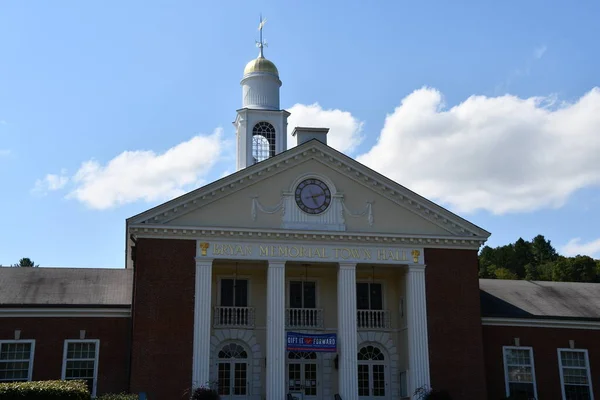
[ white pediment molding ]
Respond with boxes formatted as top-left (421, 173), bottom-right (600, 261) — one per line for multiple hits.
top-left (127, 140), bottom-right (490, 241)
top-left (128, 225), bottom-right (486, 250)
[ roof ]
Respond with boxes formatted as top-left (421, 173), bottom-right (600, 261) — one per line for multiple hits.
top-left (0, 267), bottom-right (132, 307)
top-left (480, 279), bottom-right (600, 320)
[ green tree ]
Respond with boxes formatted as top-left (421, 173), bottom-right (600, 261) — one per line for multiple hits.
top-left (531, 235), bottom-right (558, 264)
top-left (569, 255), bottom-right (597, 282)
top-left (12, 258), bottom-right (39, 268)
top-left (524, 263), bottom-right (538, 280)
top-left (513, 238), bottom-right (533, 278)
top-left (495, 267), bottom-right (518, 280)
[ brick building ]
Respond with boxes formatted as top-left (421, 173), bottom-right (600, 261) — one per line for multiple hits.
top-left (1, 24), bottom-right (598, 400)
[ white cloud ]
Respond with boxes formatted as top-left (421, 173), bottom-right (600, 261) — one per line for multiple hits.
top-left (66, 129), bottom-right (224, 209)
top-left (357, 87), bottom-right (600, 215)
top-left (561, 237), bottom-right (600, 258)
top-left (533, 45), bottom-right (547, 60)
top-left (286, 103), bottom-right (364, 153)
top-left (32, 171), bottom-right (69, 195)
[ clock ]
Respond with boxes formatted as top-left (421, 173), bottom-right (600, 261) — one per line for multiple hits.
top-left (294, 178), bottom-right (332, 214)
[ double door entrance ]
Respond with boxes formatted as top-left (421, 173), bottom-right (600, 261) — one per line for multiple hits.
top-left (287, 351), bottom-right (318, 400)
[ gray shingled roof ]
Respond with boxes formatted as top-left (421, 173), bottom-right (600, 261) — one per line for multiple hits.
top-left (0, 267), bottom-right (132, 306)
top-left (480, 279), bottom-right (600, 320)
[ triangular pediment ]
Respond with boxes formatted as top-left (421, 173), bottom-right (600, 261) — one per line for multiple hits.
top-left (127, 140), bottom-right (490, 243)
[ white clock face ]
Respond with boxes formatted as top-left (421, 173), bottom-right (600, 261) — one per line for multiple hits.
top-left (295, 178), bottom-right (332, 214)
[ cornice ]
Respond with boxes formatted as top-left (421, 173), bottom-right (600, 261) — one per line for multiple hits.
top-left (0, 307), bottom-right (131, 318)
top-left (482, 317), bottom-right (600, 330)
top-left (128, 224), bottom-right (485, 250)
top-left (127, 142), bottom-right (489, 243)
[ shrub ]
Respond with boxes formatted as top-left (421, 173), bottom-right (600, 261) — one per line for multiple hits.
top-left (425, 390), bottom-right (453, 400)
top-left (97, 394), bottom-right (139, 400)
top-left (0, 380), bottom-right (90, 400)
top-left (190, 387), bottom-right (220, 400)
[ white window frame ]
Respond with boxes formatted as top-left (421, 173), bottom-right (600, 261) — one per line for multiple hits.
top-left (502, 345), bottom-right (538, 399)
top-left (0, 340), bottom-right (35, 382)
top-left (356, 280), bottom-right (386, 310)
top-left (217, 276), bottom-right (251, 307)
top-left (61, 339), bottom-right (100, 397)
top-left (286, 278), bottom-right (320, 309)
top-left (557, 348), bottom-right (594, 400)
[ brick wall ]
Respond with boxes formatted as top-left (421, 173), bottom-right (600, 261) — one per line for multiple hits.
top-left (483, 324), bottom-right (600, 400)
top-left (0, 317), bottom-right (130, 394)
top-left (129, 238), bottom-right (196, 399)
top-left (424, 248), bottom-right (487, 399)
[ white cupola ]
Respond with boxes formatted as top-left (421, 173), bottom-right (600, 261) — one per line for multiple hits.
top-left (234, 17), bottom-right (290, 171)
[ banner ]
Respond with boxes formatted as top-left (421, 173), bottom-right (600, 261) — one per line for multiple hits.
top-left (286, 332), bottom-right (337, 352)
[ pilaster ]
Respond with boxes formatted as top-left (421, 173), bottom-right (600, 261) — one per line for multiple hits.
top-left (192, 257), bottom-right (214, 388)
top-left (266, 260), bottom-right (286, 400)
top-left (337, 262), bottom-right (359, 400)
top-left (406, 265), bottom-right (431, 394)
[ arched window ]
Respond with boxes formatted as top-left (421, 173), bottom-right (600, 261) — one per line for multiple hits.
top-left (357, 345), bottom-right (386, 398)
top-left (252, 122), bottom-right (276, 163)
top-left (287, 351), bottom-right (318, 396)
top-left (217, 343), bottom-right (248, 396)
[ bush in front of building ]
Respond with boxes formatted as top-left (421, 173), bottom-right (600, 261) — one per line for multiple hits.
top-left (414, 386), bottom-right (453, 400)
top-left (190, 387), bottom-right (220, 400)
top-left (0, 380), bottom-right (90, 400)
top-left (96, 393), bottom-right (139, 400)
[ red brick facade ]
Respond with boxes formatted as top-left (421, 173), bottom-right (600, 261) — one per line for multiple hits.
top-left (483, 325), bottom-right (600, 400)
top-left (0, 317), bottom-right (130, 395)
top-left (425, 248), bottom-right (488, 399)
top-left (129, 238), bottom-right (197, 400)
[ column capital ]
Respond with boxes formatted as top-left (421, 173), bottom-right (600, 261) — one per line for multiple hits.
top-left (194, 257), bottom-right (214, 265)
top-left (338, 262), bottom-right (357, 270)
top-left (268, 260), bottom-right (286, 268)
top-left (408, 264), bottom-right (426, 272)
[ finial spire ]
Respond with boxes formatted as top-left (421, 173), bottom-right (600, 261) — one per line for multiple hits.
top-left (256, 14), bottom-right (268, 58)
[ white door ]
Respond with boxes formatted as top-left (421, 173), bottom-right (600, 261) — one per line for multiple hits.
top-left (217, 343), bottom-right (250, 399)
top-left (288, 351), bottom-right (319, 400)
top-left (357, 345), bottom-right (387, 399)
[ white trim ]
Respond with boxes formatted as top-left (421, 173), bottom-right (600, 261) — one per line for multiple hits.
top-left (0, 339), bottom-right (35, 382)
top-left (0, 307), bottom-right (130, 318)
top-left (130, 226), bottom-right (485, 250)
top-left (356, 279), bottom-right (387, 311)
top-left (356, 333), bottom-right (399, 400)
top-left (482, 317), bottom-right (600, 330)
top-left (217, 275), bottom-right (252, 307)
top-left (286, 278), bottom-right (320, 308)
top-left (557, 348), bottom-right (594, 400)
top-left (502, 346), bottom-right (538, 399)
top-left (215, 340), bottom-right (253, 397)
top-left (61, 339), bottom-right (100, 397)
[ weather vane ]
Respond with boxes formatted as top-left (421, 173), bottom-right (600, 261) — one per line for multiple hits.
top-left (256, 14), bottom-right (268, 58)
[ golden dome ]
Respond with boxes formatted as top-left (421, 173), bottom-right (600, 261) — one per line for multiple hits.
top-left (244, 56), bottom-right (279, 76)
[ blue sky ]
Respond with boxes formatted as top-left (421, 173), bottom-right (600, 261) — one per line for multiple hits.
top-left (1, 0), bottom-right (599, 268)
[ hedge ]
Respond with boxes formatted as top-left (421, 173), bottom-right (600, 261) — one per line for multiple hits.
top-left (0, 380), bottom-right (90, 400)
top-left (97, 394), bottom-right (139, 400)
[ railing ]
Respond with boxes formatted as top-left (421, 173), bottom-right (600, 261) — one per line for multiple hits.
top-left (286, 308), bottom-right (323, 329)
top-left (357, 309), bottom-right (390, 329)
top-left (213, 306), bottom-right (255, 328)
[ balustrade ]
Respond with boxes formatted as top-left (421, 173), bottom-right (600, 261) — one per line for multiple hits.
top-left (286, 308), bottom-right (323, 329)
top-left (357, 309), bottom-right (390, 329)
top-left (213, 306), bottom-right (255, 328)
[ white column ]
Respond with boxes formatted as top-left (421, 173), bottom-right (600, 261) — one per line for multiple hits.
top-left (337, 262), bottom-right (359, 400)
top-left (406, 265), bottom-right (431, 394)
top-left (267, 260), bottom-right (286, 400)
top-left (192, 257), bottom-right (214, 388)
